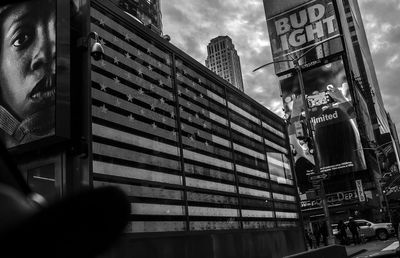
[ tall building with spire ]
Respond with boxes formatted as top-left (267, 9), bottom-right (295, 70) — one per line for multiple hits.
top-left (205, 36), bottom-right (244, 92)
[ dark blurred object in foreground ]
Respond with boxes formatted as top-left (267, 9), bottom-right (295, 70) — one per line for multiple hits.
top-left (0, 186), bottom-right (130, 258)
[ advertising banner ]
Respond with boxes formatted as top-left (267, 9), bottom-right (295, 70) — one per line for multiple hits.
top-left (301, 189), bottom-right (360, 209)
top-left (355, 179), bottom-right (365, 202)
top-left (267, 0), bottom-right (343, 75)
top-left (0, 0), bottom-right (69, 149)
top-left (281, 58), bottom-right (366, 194)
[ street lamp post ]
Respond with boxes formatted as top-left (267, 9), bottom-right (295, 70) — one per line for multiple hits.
top-left (382, 175), bottom-right (400, 223)
top-left (253, 37), bottom-right (342, 244)
top-left (293, 59), bottom-right (335, 244)
top-left (355, 141), bottom-right (398, 222)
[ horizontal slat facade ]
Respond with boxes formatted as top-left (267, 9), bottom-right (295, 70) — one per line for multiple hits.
top-left (90, 3), bottom-right (300, 234)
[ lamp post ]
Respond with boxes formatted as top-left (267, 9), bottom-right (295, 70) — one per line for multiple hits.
top-left (355, 141), bottom-right (399, 222)
top-left (382, 175), bottom-right (400, 222)
top-left (253, 37), bottom-right (342, 244)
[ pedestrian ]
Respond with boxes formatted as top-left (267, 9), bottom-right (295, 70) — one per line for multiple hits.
top-left (348, 217), bottom-right (360, 245)
top-left (338, 220), bottom-right (348, 245)
top-left (313, 223), bottom-right (321, 248)
top-left (392, 210), bottom-right (400, 237)
top-left (305, 229), bottom-right (313, 249)
top-left (320, 222), bottom-right (328, 246)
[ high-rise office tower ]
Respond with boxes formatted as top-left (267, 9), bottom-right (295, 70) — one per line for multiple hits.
top-left (111, 0), bottom-right (163, 35)
top-left (341, 0), bottom-right (389, 137)
top-left (205, 36), bottom-right (244, 92)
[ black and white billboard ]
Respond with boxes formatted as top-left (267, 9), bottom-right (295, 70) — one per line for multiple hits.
top-left (266, 0), bottom-right (343, 75)
top-left (281, 58), bottom-right (366, 193)
top-left (0, 0), bottom-right (70, 149)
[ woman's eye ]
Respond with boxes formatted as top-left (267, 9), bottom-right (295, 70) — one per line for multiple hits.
top-left (13, 33), bottom-right (31, 48)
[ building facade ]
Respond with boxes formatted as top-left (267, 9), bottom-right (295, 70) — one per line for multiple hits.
top-left (110, 0), bottom-right (163, 35)
top-left (263, 0), bottom-right (400, 232)
top-left (6, 0), bottom-right (305, 257)
top-left (205, 36), bottom-right (245, 92)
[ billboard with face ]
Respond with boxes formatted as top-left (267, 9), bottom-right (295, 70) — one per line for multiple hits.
top-left (0, 0), bottom-right (69, 149)
top-left (281, 58), bottom-right (366, 193)
top-left (267, 0), bottom-right (343, 75)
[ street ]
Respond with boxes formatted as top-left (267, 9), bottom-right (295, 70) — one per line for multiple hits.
top-left (346, 237), bottom-right (399, 257)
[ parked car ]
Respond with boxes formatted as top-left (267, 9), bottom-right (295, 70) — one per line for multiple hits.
top-left (333, 219), bottom-right (395, 241)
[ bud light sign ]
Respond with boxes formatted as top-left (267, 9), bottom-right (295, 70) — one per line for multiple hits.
top-left (267, 0), bottom-right (343, 74)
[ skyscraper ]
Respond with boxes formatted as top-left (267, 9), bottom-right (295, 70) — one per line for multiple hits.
top-left (205, 36), bottom-right (244, 92)
top-left (341, 0), bottom-right (389, 138)
top-left (111, 0), bottom-right (163, 35)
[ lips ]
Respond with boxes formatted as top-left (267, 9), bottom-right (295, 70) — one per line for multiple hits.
top-left (29, 74), bottom-right (55, 101)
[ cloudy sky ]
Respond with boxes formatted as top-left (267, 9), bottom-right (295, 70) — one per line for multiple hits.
top-left (161, 0), bottom-right (400, 135)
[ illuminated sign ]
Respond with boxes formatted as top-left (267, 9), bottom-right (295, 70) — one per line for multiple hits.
top-left (301, 190), bottom-right (360, 209)
top-left (267, 0), bottom-right (343, 74)
top-left (274, 4), bottom-right (337, 51)
top-left (355, 179), bottom-right (365, 202)
top-left (281, 58), bottom-right (366, 194)
top-left (0, 0), bottom-right (70, 149)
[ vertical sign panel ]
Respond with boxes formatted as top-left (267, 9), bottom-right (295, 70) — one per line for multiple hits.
top-left (355, 179), bottom-right (365, 202)
top-left (281, 58), bottom-right (366, 194)
top-left (266, 0), bottom-right (343, 75)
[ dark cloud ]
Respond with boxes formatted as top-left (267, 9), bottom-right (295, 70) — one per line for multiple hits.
top-left (161, 0), bottom-right (282, 115)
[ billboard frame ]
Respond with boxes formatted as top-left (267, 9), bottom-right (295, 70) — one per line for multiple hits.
top-left (266, 0), bottom-right (344, 76)
top-left (7, 0), bottom-right (71, 155)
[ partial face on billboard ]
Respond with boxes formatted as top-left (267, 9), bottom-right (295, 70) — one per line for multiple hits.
top-left (0, 0), bottom-right (57, 148)
top-left (267, 0), bottom-right (343, 75)
top-left (281, 58), bottom-right (366, 193)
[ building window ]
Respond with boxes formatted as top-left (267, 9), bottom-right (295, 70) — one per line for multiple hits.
top-left (267, 152), bottom-right (293, 185)
top-left (19, 155), bottom-right (63, 202)
top-left (27, 164), bottom-right (58, 201)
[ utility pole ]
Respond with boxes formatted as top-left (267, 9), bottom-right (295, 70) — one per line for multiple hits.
top-left (355, 141), bottom-right (399, 223)
top-left (253, 36), bottom-right (342, 244)
top-left (294, 59), bottom-right (334, 243)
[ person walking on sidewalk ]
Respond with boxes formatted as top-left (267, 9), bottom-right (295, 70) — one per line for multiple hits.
top-left (348, 217), bottom-right (360, 245)
top-left (338, 220), bottom-right (348, 245)
top-left (320, 222), bottom-right (329, 246)
top-left (305, 229), bottom-right (313, 249)
top-left (392, 210), bottom-right (400, 237)
top-left (313, 223), bottom-right (321, 248)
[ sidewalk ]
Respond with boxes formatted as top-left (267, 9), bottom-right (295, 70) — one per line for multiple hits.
top-left (346, 243), bottom-right (368, 257)
top-left (345, 239), bottom-right (398, 257)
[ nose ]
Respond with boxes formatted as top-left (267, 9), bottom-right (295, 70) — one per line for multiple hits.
top-left (30, 22), bottom-right (56, 73)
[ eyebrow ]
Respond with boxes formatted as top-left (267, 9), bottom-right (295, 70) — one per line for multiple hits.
top-left (4, 7), bottom-right (31, 39)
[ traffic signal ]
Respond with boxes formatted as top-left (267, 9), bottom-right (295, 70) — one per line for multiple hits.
top-left (294, 120), bottom-right (308, 140)
top-left (307, 140), bottom-right (315, 154)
